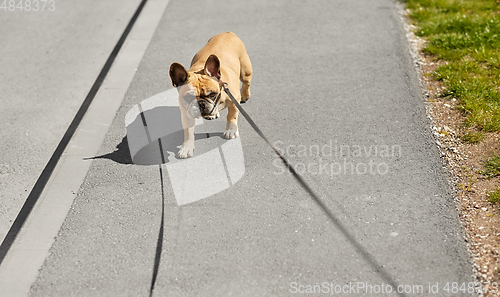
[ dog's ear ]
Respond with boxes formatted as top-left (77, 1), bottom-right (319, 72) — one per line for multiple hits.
top-left (170, 63), bottom-right (188, 87)
top-left (204, 55), bottom-right (221, 80)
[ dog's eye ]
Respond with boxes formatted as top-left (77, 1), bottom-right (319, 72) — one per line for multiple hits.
top-left (208, 92), bottom-right (217, 99)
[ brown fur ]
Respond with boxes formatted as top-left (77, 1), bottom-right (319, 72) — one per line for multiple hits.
top-left (169, 32), bottom-right (252, 158)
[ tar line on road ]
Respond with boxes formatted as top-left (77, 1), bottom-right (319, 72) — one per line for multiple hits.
top-left (0, 0), bottom-right (149, 265)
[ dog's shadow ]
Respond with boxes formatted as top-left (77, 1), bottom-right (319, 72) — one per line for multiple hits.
top-left (87, 130), bottom-right (225, 165)
top-left (86, 102), bottom-right (230, 165)
top-left (85, 136), bottom-right (134, 164)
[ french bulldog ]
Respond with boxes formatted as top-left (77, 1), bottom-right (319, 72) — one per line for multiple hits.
top-left (169, 32), bottom-right (252, 158)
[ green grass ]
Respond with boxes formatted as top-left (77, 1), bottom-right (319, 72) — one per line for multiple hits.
top-left (406, 0), bottom-right (500, 132)
top-left (480, 154), bottom-right (500, 179)
top-left (461, 131), bottom-right (484, 143)
top-left (481, 155), bottom-right (500, 207)
top-left (488, 188), bottom-right (500, 203)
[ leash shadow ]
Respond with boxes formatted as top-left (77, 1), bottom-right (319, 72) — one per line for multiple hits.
top-left (149, 164), bottom-right (165, 297)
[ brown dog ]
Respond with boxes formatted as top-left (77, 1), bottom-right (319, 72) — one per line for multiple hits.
top-left (169, 32), bottom-right (252, 158)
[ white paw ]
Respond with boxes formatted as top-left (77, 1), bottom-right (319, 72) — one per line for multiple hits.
top-left (177, 144), bottom-right (194, 158)
top-left (223, 127), bottom-right (239, 139)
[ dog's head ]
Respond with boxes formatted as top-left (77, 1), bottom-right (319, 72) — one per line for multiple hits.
top-left (170, 55), bottom-right (222, 120)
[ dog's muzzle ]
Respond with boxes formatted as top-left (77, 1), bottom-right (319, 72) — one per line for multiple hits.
top-left (186, 99), bottom-right (202, 119)
top-left (187, 99), bottom-right (219, 120)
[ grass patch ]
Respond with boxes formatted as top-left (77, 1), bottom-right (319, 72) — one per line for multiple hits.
top-left (406, 0), bottom-right (500, 133)
top-left (488, 188), bottom-right (500, 203)
top-left (461, 131), bottom-right (484, 143)
top-left (480, 154), bottom-right (500, 179)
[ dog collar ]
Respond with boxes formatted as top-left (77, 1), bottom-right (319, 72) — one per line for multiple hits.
top-left (208, 83), bottom-right (224, 115)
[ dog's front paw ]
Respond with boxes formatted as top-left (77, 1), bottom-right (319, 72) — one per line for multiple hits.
top-left (177, 144), bottom-right (194, 158)
top-left (240, 88), bottom-right (250, 103)
top-left (223, 126), bottom-right (239, 139)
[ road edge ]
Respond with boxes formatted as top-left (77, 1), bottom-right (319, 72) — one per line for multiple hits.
top-left (0, 0), bottom-right (170, 296)
top-left (394, 0), bottom-right (480, 289)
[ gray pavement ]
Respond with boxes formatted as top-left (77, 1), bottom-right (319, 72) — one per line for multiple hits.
top-left (0, 0), bottom-right (143, 245)
top-left (2, 0), bottom-right (476, 296)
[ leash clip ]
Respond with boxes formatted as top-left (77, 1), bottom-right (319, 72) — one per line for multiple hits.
top-left (219, 80), bottom-right (229, 90)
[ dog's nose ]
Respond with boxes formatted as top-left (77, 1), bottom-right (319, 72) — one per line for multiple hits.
top-left (198, 101), bottom-right (206, 110)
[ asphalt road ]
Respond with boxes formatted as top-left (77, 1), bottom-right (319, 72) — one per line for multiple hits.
top-left (0, 0), bottom-right (143, 246)
top-left (2, 0), bottom-right (475, 296)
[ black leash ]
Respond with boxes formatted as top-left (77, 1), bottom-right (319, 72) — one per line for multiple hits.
top-left (221, 81), bottom-right (330, 205)
top-left (221, 82), bottom-right (406, 297)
